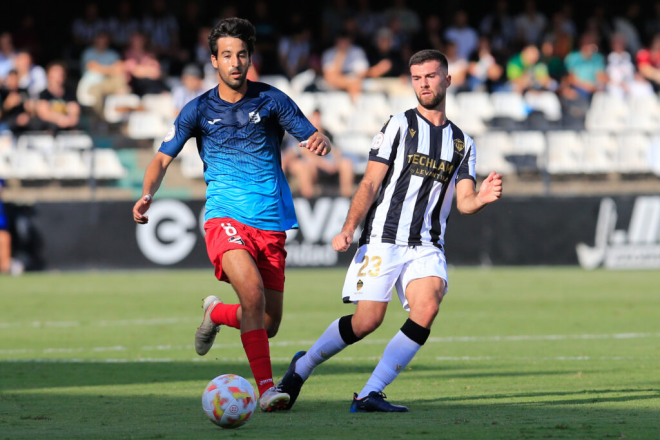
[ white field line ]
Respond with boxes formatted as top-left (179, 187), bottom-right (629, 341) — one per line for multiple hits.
top-left (2, 332), bottom-right (660, 357)
top-left (0, 317), bottom-right (199, 330)
top-left (2, 356), bottom-right (659, 364)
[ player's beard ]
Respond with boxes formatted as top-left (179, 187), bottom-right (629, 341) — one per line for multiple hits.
top-left (219, 66), bottom-right (249, 90)
top-left (416, 88), bottom-right (445, 110)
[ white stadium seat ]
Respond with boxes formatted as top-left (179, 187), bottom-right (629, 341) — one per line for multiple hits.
top-left (629, 94), bottom-right (660, 116)
top-left (127, 112), bottom-right (170, 140)
top-left (456, 92), bottom-right (494, 121)
top-left (55, 132), bottom-right (93, 150)
top-left (491, 92), bottom-right (527, 121)
top-left (181, 152), bottom-right (205, 179)
top-left (293, 92), bottom-right (318, 118)
top-left (474, 132), bottom-right (515, 175)
top-left (87, 149), bottom-right (127, 180)
top-left (142, 94), bottom-right (175, 120)
top-left (649, 135), bottom-right (660, 176)
top-left (52, 151), bottom-right (89, 180)
top-left (510, 131), bottom-right (546, 155)
top-left (546, 131), bottom-right (584, 174)
top-left (524, 91), bottom-right (562, 121)
top-left (16, 133), bottom-right (55, 155)
top-left (11, 149), bottom-right (52, 180)
top-left (259, 75), bottom-right (292, 96)
top-left (104, 94), bottom-right (141, 124)
top-left (581, 132), bottom-right (618, 173)
top-left (617, 133), bottom-right (651, 173)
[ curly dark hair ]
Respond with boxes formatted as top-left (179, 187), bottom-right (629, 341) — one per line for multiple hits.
top-left (208, 18), bottom-right (256, 57)
top-left (408, 49), bottom-right (448, 72)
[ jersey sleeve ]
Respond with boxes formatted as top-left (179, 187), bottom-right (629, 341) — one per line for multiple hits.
top-left (369, 116), bottom-right (400, 165)
top-left (273, 90), bottom-right (317, 142)
top-left (158, 99), bottom-right (198, 158)
top-left (456, 137), bottom-right (477, 183)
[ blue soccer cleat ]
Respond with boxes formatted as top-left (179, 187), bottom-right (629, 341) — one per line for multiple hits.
top-left (350, 392), bottom-right (409, 413)
top-left (276, 350), bottom-right (307, 410)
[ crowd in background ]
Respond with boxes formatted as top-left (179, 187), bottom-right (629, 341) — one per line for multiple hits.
top-left (2, 0), bottom-right (660, 130)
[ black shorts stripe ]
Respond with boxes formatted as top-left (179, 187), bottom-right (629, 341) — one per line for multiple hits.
top-left (407, 124), bottom-right (443, 245)
top-left (381, 110), bottom-right (419, 242)
top-left (359, 129), bottom-right (401, 246)
top-left (430, 123), bottom-right (464, 245)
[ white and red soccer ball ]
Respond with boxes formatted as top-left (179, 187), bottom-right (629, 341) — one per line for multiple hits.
top-left (202, 374), bottom-right (257, 429)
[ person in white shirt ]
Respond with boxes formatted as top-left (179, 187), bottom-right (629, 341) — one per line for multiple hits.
top-left (322, 32), bottom-right (370, 100)
top-left (444, 10), bottom-right (479, 61)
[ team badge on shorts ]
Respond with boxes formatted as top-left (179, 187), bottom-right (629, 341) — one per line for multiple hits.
top-left (228, 236), bottom-right (246, 245)
top-left (357, 280), bottom-right (363, 290)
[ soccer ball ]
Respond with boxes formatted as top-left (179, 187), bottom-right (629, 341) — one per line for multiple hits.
top-left (201, 374), bottom-right (257, 429)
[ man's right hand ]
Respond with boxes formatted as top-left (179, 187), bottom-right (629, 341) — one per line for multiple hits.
top-left (332, 229), bottom-right (354, 252)
top-left (133, 195), bottom-right (152, 224)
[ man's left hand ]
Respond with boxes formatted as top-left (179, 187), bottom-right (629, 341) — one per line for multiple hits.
top-left (301, 131), bottom-right (332, 156)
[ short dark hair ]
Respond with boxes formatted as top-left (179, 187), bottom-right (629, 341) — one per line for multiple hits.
top-left (208, 18), bottom-right (256, 57)
top-left (46, 61), bottom-right (67, 73)
top-left (409, 49), bottom-right (449, 72)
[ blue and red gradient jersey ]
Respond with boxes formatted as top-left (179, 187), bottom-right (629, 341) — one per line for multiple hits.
top-left (159, 81), bottom-right (316, 231)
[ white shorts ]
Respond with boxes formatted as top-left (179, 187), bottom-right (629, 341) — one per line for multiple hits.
top-left (341, 242), bottom-right (449, 311)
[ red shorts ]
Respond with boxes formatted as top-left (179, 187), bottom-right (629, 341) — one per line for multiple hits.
top-left (204, 217), bottom-right (287, 292)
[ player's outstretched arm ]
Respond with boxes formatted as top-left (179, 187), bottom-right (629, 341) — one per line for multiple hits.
top-left (456, 171), bottom-right (503, 215)
top-left (332, 161), bottom-right (389, 252)
top-left (300, 131), bottom-right (332, 156)
top-left (133, 152), bottom-right (175, 224)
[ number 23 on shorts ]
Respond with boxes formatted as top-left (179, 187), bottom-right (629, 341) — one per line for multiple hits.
top-left (358, 255), bottom-right (382, 277)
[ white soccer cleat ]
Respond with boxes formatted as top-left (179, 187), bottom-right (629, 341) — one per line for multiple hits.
top-left (194, 295), bottom-right (222, 356)
top-left (259, 386), bottom-right (291, 412)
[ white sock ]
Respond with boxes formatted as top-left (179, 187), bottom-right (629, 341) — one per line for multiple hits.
top-left (294, 318), bottom-right (347, 381)
top-left (357, 330), bottom-right (421, 399)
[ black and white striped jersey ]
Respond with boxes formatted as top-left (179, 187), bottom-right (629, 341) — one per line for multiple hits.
top-left (359, 108), bottom-right (477, 249)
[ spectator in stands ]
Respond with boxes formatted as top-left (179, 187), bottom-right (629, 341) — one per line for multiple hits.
top-left (507, 45), bottom-right (555, 93)
top-left (322, 32), bottom-right (369, 100)
top-left (445, 40), bottom-right (468, 93)
top-left (172, 64), bottom-right (206, 115)
top-left (384, 0), bottom-right (420, 37)
top-left (607, 34), bottom-right (639, 99)
top-left (285, 109), bottom-right (354, 198)
top-left (412, 15), bottom-right (443, 53)
top-left (444, 10), bottom-right (478, 62)
top-left (564, 33), bottom-right (607, 98)
top-left (479, 0), bottom-right (515, 60)
top-left (585, 6), bottom-right (613, 48)
top-left (107, 0), bottom-right (141, 49)
top-left (367, 28), bottom-right (407, 79)
top-left (0, 33), bottom-right (16, 82)
top-left (614, 3), bottom-right (643, 55)
top-left (0, 70), bottom-right (33, 133)
top-left (71, 3), bottom-right (105, 54)
top-left (0, 179), bottom-right (11, 275)
top-left (468, 37), bottom-right (504, 92)
top-left (81, 32), bottom-right (128, 114)
top-left (123, 32), bottom-right (168, 96)
top-left (142, 0), bottom-right (180, 60)
top-left (35, 62), bottom-right (80, 131)
top-left (539, 39), bottom-right (566, 83)
top-left (355, 0), bottom-right (383, 42)
top-left (14, 51), bottom-right (46, 99)
top-left (515, 0), bottom-right (548, 46)
top-left (637, 34), bottom-right (660, 91)
top-left (278, 14), bottom-right (312, 79)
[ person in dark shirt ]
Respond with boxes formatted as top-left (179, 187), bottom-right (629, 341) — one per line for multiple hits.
top-left (35, 62), bottom-right (80, 131)
top-left (367, 28), bottom-right (407, 78)
top-left (0, 70), bottom-right (33, 133)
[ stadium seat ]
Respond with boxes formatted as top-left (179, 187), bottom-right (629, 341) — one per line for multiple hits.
top-left (180, 152), bottom-right (205, 179)
top-left (317, 92), bottom-right (354, 134)
top-left (585, 110), bottom-right (625, 132)
top-left (624, 111), bottom-right (658, 132)
top-left (104, 94), bottom-right (141, 124)
top-left (0, 132), bottom-right (12, 156)
top-left (0, 154), bottom-right (14, 179)
top-left (55, 132), bottom-right (93, 151)
top-left (334, 132), bottom-right (371, 157)
top-left (16, 133), bottom-right (55, 155)
top-left (590, 92), bottom-right (628, 118)
top-left (474, 132), bottom-right (515, 175)
top-left (524, 91), bottom-right (561, 121)
top-left (546, 131), bottom-right (584, 174)
top-left (11, 149), bottom-right (52, 180)
top-left (649, 135), bottom-right (660, 176)
top-left (450, 114), bottom-right (487, 136)
top-left (51, 151), bottom-right (89, 180)
top-left (294, 92), bottom-right (318, 118)
top-left (490, 92), bottom-right (527, 121)
top-left (152, 137), bottom-right (197, 157)
top-left (581, 131), bottom-right (618, 173)
top-left (509, 131), bottom-right (546, 170)
top-left (289, 69), bottom-right (317, 95)
top-left (389, 94), bottom-right (419, 113)
top-left (142, 94), bottom-right (175, 120)
top-left (456, 92), bottom-right (494, 121)
top-left (259, 75), bottom-right (293, 96)
top-left (87, 149), bottom-right (127, 180)
top-left (617, 132), bottom-right (651, 173)
top-left (127, 112), bottom-right (170, 139)
top-left (629, 94), bottom-right (660, 116)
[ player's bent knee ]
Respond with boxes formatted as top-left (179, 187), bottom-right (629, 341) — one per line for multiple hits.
top-left (239, 286), bottom-right (265, 315)
top-left (352, 315), bottom-right (383, 338)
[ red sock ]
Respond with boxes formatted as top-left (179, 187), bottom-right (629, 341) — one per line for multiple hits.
top-left (241, 329), bottom-right (274, 396)
top-left (210, 303), bottom-right (240, 329)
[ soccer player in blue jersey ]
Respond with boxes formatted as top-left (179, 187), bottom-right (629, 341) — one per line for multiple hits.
top-left (132, 18), bottom-right (331, 412)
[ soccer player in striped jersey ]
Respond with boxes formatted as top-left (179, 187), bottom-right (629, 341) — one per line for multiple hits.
top-left (132, 18), bottom-right (331, 412)
top-left (277, 49), bottom-right (503, 412)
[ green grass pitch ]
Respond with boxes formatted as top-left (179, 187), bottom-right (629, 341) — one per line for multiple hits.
top-left (1, 268), bottom-right (659, 439)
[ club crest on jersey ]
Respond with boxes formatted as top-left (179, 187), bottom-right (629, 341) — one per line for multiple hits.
top-left (228, 236), bottom-right (246, 245)
top-left (454, 139), bottom-right (464, 152)
top-left (248, 111), bottom-right (261, 124)
top-left (357, 280), bottom-right (364, 290)
top-left (408, 128), bottom-right (417, 138)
